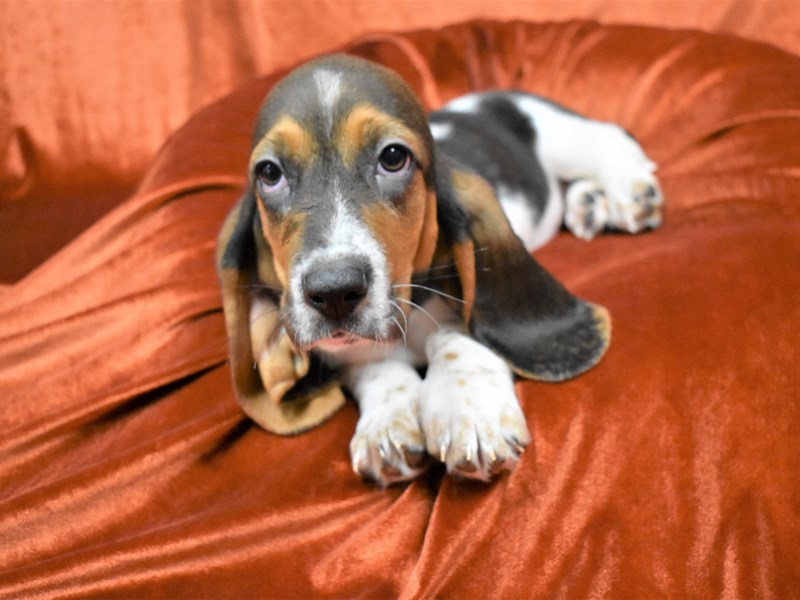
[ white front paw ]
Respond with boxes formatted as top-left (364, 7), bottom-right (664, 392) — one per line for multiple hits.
top-left (349, 362), bottom-right (428, 486)
top-left (420, 332), bottom-right (531, 481)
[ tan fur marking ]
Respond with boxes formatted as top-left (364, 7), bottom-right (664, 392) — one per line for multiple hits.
top-left (451, 239), bottom-right (476, 323)
top-left (218, 268), bottom-right (261, 397)
top-left (449, 168), bottom-right (528, 324)
top-left (412, 189), bottom-right (439, 273)
top-left (251, 115), bottom-right (317, 169)
top-left (215, 201), bottom-right (242, 267)
top-left (249, 300), bottom-right (282, 364)
top-left (337, 103), bottom-right (428, 169)
top-left (361, 175), bottom-right (428, 292)
top-left (257, 334), bottom-right (310, 405)
top-left (255, 198), bottom-right (306, 289)
top-left (255, 237), bottom-right (280, 288)
top-left (593, 304), bottom-right (612, 346)
top-left (451, 169), bottom-right (517, 247)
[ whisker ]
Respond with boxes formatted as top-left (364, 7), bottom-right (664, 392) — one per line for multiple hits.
top-left (420, 246), bottom-right (491, 272)
top-left (395, 297), bottom-right (444, 331)
top-left (420, 261), bottom-right (459, 273)
top-left (389, 300), bottom-right (410, 333)
top-left (193, 277), bottom-right (285, 294)
top-left (409, 273), bottom-right (461, 284)
top-left (390, 314), bottom-right (408, 353)
top-left (393, 283), bottom-right (466, 306)
top-left (389, 300), bottom-right (410, 353)
top-left (249, 306), bottom-right (281, 326)
top-left (234, 283), bottom-right (284, 292)
top-left (412, 267), bottom-right (492, 285)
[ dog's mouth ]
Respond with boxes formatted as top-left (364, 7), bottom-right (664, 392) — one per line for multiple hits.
top-left (313, 330), bottom-right (374, 352)
top-left (290, 320), bottom-right (404, 355)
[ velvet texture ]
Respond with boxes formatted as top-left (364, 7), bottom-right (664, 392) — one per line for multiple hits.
top-left (2, 21), bottom-right (799, 597)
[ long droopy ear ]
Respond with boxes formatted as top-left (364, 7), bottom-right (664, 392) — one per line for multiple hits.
top-left (216, 193), bottom-right (346, 434)
top-left (431, 157), bottom-right (611, 382)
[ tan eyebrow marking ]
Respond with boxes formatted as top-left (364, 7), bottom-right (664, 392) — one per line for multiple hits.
top-left (251, 115), bottom-right (317, 170)
top-left (360, 174), bottom-right (429, 286)
top-left (255, 195), bottom-right (307, 288)
top-left (336, 103), bottom-right (428, 169)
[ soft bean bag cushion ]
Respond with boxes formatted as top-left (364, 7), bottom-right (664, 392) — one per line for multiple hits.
top-left (1, 21), bottom-right (798, 597)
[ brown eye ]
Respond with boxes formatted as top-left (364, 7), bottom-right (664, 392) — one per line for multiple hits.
top-left (256, 161), bottom-right (286, 193)
top-left (378, 144), bottom-right (411, 174)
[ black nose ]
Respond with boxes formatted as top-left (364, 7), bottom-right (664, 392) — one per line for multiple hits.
top-left (302, 261), bottom-right (370, 321)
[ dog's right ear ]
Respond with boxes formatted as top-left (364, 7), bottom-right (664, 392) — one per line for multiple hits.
top-left (216, 192), bottom-right (346, 434)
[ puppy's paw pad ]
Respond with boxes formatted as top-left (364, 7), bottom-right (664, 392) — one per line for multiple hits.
top-left (564, 179), bottom-right (608, 240)
top-left (630, 180), bottom-right (664, 228)
top-left (604, 176), bottom-right (663, 233)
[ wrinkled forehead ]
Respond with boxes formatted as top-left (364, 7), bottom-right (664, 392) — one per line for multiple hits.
top-left (251, 57), bottom-right (432, 167)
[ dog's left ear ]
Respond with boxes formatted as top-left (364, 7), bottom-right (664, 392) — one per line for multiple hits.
top-left (216, 192), bottom-right (346, 434)
top-left (431, 157), bottom-right (611, 382)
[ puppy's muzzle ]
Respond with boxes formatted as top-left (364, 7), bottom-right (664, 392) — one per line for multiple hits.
top-left (302, 258), bottom-right (371, 322)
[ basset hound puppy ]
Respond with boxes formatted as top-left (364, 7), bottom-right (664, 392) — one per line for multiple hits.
top-left (217, 54), bottom-right (662, 486)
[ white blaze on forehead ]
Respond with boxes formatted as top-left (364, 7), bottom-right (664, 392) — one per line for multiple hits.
top-left (313, 68), bottom-right (343, 134)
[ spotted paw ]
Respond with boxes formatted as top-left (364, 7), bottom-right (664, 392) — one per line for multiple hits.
top-left (420, 330), bottom-right (531, 481)
top-left (348, 361), bottom-right (428, 486)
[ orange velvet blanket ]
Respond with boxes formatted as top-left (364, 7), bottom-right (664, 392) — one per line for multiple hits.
top-left (2, 21), bottom-right (799, 597)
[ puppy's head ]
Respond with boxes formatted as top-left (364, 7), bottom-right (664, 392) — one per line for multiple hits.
top-left (249, 54), bottom-right (438, 354)
top-left (218, 55), bottom-right (612, 434)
